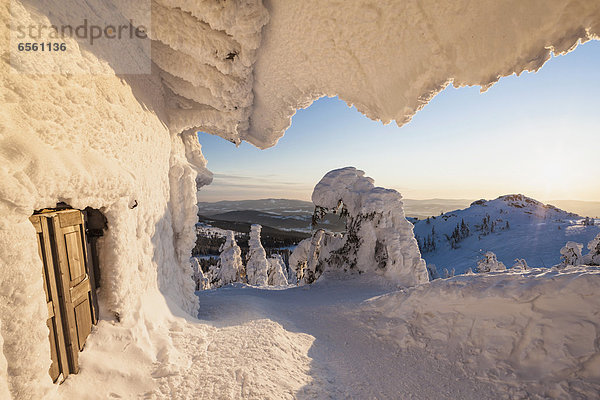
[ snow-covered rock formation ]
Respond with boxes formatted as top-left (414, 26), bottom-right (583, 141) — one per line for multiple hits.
top-left (213, 231), bottom-right (244, 287)
top-left (267, 254), bottom-right (288, 286)
top-left (2, 0), bottom-right (600, 397)
top-left (245, 225), bottom-right (269, 286)
top-left (291, 167), bottom-right (428, 285)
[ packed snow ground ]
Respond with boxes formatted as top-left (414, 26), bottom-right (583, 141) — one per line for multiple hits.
top-left (56, 267), bottom-right (599, 399)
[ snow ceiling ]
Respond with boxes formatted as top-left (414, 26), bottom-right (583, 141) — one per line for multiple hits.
top-left (143, 0), bottom-right (600, 148)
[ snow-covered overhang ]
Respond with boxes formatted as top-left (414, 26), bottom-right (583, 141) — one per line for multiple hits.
top-left (139, 0), bottom-right (599, 149)
top-left (245, 0), bottom-right (600, 148)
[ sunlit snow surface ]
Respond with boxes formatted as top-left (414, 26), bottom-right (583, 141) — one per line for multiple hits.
top-left (57, 269), bottom-right (600, 399)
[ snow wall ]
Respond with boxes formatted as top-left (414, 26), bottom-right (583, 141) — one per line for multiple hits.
top-left (1, 0), bottom-right (599, 398)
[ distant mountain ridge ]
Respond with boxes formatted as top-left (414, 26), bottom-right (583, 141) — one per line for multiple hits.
top-left (198, 197), bottom-right (600, 219)
top-left (198, 198), bottom-right (476, 220)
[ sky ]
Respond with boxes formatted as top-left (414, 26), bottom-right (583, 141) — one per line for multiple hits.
top-left (197, 40), bottom-right (600, 203)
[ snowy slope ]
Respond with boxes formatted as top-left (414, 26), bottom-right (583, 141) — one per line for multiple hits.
top-left (413, 194), bottom-right (600, 274)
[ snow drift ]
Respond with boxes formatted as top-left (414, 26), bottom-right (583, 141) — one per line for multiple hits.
top-left (358, 266), bottom-right (600, 398)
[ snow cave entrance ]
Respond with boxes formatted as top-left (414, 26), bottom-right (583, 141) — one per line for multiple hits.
top-left (30, 204), bottom-right (106, 384)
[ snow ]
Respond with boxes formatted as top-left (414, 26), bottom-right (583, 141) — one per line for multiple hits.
top-left (195, 222), bottom-right (235, 238)
top-left (245, 1), bottom-right (600, 148)
top-left (584, 233), bottom-right (600, 265)
top-left (2, 0), bottom-right (600, 398)
top-left (360, 266), bottom-right (600, 398)
top-left (267, 254), bottom-right (288, 286)
top-left (560, 241), bottom-right (584, 267)
top-left (191, 257), bottom-right (210, 290)
top-left (54, 267), bottom-right (600, 399)
top-left (476, 251), bottom-right (506, 272)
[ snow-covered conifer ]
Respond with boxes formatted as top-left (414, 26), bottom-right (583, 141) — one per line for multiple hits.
top-left (213, 231), bottom-right (244, 287)
top-left (559, 241), bottom-right (583, 268)
top-left (308, 167), bottom-right (428, 286)
top-left (583, 234), bottom-right (600, 266)
top-left (191, 257), bottom-right (211, 290)
top-left (475, 251), bottom-right (506, 272)
top-left (289, 238), bottom-right (310, 284)
top-left (512, 258), bottom-right (529, 271)
top-left (246, 224), bottom-right (269, 286)
top-left (426, 263), bottom-right (440, 280)
top-left (442, 268), bottom-right (455, 278)
top-left (268, 254), bottom-right (288, 286)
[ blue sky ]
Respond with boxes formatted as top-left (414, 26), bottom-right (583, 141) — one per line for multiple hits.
top-left (198, 40), bottom-right (600, 202)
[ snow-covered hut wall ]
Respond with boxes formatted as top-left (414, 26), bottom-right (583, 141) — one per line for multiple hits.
top-left (0, 0), bottom-right (266, 396)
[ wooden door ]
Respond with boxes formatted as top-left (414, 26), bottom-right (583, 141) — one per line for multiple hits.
top-left (50, 210), bottom-right (97, 372)
top-left (30, 209), bottom-right (98, 381)
top-left (30, 215), bottom-right (70, 382)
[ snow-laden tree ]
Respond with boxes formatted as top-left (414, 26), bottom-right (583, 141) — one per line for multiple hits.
top-left (289, 238), bottom-right (310, 284)
top-left (475, 251), bottom-right (506, 273)
top-left (212, 231), bottom-right (244, 287)
top-left (286, 257), bottom-right (298, 285)
top-left (442, 268), bottom-right (455, 279)
top-left (191, 257), bottom-right (211, 290)
top-left (246, 224), bottom-right (269, 286)
top-left (559, 241), bottom-right (583, 268)
top-left (301, 167), bottom-right (428, 286)
top-left (289, 229), bottom-right (343, 285)
top-left (426, 263), bottom-right (440, 280)
top-left (512, 258), bottom-right (529, 271)
top-left (583, 234), bottom-right (600, 266)
top-left (268, 254), bottom-right (289, 286)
